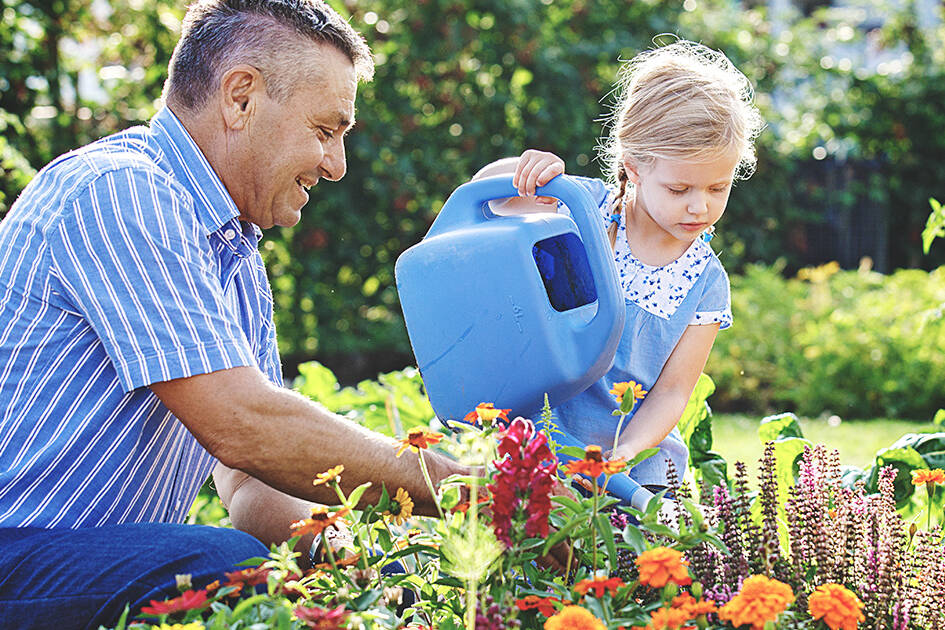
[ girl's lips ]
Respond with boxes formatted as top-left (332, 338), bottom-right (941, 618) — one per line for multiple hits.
top-left (679, 222), bottom-right (707, 231)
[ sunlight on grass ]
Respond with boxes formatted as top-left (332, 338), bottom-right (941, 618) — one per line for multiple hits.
top-left (710, 413), bottom-right (937, 475)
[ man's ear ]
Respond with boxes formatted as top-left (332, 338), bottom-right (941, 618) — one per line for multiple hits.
top-left (623, 159), bottom-right (642, 186)
top-left (219, 64), bottom-right (264, 130)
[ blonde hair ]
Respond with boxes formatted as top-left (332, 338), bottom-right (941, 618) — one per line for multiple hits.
top-left (600, 39), bottom-right (764, 248)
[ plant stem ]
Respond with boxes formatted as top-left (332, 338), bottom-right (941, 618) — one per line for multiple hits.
top-left (592, 478), bottom-right (599, 573)
top-left (465, 477), bottom-right (480, 630)
top-left (417, 450), bottom-right (446, 520)
top-left (333, 482), bottom-right (372, 570)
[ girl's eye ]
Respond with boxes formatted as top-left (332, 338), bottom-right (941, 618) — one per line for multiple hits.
top-left (668, 188), bottom-right (688, 195)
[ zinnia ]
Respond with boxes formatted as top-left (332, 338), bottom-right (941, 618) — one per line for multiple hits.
top-left (635, 547), bottom-right (692, 588)
top-left (139, 589), bottom-right (209, 616)
top-left (290, 506), bottom-right (350, 539)
top-left (395, 427), bottom-right (444, 456)
top-left (312, 465), bottom-right (344, 487)
top-left (544, 605), bottom-right (605, 630)
top-left (574, 575), bottom-right (625, 599)
top-left (564, 445), bottom-right (626, 478)
top-left (911, 468), bottom-right (945, 486)
top-left (718, 574), bottom-right (795, 630)
top-left (808, 583), bottom-right (865, 630)
top-left (516, 594), bottom-right (562, 617)
top-left (610, 380), bottom-right (647, 404)
top-left (293, 603), bottom-right (348, 629)
top-left (462, 402), bottom-right (511, 427)
top-left (383, 487), bottom-right (414, 525)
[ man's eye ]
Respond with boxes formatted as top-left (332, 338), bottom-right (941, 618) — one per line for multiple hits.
top-left (317, 128), bottom-right (334, 140)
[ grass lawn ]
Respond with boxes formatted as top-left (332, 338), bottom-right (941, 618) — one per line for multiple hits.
top-left (709, 413), bottom-right (937, 476)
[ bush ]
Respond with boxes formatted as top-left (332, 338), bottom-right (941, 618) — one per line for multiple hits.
top-left (708, 262), bottom-right (945, 419)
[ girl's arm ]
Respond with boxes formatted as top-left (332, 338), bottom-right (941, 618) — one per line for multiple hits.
top-left (610, 322), bottom-right (721, 461)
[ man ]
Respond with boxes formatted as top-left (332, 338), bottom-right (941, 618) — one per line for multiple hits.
top-left (0, 2), bottom-right (466, 628)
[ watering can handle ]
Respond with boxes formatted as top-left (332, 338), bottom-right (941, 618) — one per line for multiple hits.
top-left (425, 174), bottom-right (623, 343)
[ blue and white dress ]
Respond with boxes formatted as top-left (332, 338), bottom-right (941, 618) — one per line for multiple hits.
top-left (553, 177), bottom-right (732, 488)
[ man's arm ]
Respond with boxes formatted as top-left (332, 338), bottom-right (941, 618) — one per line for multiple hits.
top-left (150, 366), bottom-right (463, 515)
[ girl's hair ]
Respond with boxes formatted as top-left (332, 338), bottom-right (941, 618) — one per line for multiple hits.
top-left (600, 39), bottom-right (764, 248)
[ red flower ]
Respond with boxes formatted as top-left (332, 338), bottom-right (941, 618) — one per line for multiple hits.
top-left (574, 575), bottom-right (625, 599)
top-left (487, 417), bottom-right (557, 546)
top-left (515, 594), bottom-right (562, 617)
top-left (139, 589), bottom-right (209, 616)
top-left (564, 445), bottom-right (627, 478)
top-left (293, 604), bottom-right (349, 629)
top-left (462, 402), bottom-right (511, 427)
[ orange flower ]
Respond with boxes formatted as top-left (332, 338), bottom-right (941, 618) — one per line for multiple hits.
top-left (610, 381), bottom-right (647, 404)
top-left (671, 592), bottom-right (717, 617)
top-left (139, 589), bottom-right (209, 616)
top-left (312, 465), bottom-right (344, 487)
top-left (395, 427), bottom-right (444, 457)
top-left (574, 575), bottom-right (625, 599)
top-left (718, 574), bottom-right (795, 630)
top-left (462, 402), bottom-right (511, 426)
top-left (911, 468), bottom-right (945, 486)
top-left (808, 583), bottom-right (865, 630)
top-left (544, 605), bottom-right (605, 630)
top-left (635, 547), bottom-right (692, 588)
top-left (564, 445), bottom-right (627, 478)
top-left (516, 594), bottom-right (562, 617)
top-left (636, 606), bottom-right (695, 630)
top-left (290, 506), bottom-right (351, 539)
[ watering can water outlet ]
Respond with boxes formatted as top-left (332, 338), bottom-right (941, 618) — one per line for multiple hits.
top-left (395, 174), bottom-right (625, 423)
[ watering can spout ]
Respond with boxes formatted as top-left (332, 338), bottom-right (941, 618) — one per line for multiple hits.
top-left (395, 174), bottom-right (624, 423)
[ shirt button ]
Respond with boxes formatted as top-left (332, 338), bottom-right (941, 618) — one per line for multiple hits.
top-left (224, 229), bottom-right (237, 240)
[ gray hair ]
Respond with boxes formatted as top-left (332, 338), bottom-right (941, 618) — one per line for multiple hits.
top-left (163, 0), bottom-right (374, 111)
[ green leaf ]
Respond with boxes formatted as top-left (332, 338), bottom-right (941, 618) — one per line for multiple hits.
top-left (934, 409), bottom-right (945, 427)
top-left (697, 454), bottom-right (729, 489)
top-left (677, 373), bottom-right (716, 445)
top-left (347, 482), bottom-right (372, 508)
top-left (626, 447), bottom-right (659, 470)
top-left (558, 445), bottom-right (588, 459)
top-left (595, 512), bottom-right (618, 568)
top-left (869, 444), bottom-right (928, 507)
top-left (621, 524), bottom-right (647, 554)
top-left (758, 413), bottom-right (804, 443)
top-left (542, 514), bottom-right (586, 555)
top-left (923, 197), bottom-right (945, 254)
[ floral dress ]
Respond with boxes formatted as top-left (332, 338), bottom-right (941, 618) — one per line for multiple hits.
top-left (552, 177), bottom-right (732, 488)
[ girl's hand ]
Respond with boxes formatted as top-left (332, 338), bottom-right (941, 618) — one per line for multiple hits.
top-left (514, 149), bottom-right (565, 198)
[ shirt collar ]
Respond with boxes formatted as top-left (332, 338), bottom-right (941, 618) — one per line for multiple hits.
top-left (149, 106), bottom-right (241, 235)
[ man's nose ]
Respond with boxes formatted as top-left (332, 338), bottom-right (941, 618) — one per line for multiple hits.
top-left (320, 140), bottom-right (347, 181)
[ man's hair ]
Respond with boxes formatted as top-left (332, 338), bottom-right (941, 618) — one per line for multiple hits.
top-left (163, 0), bottom-right (374, 111)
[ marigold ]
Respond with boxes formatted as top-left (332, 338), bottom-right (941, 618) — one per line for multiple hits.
top-left (312, 465), bottom-right (344, 487)
top-left (807, 583), bottom-right (865, 630)
top-left (574, 575), bottom-right (625, 599)
top-left (610, 381), bottom-right (647, 404)
top-left (671, 592), bottom-right (717, 617)
top-left (383, 487), bottom-right (414, 525)
top-left (911, 468), bottom-right (945, 486)
top-left (462, 402), bottom-right (511, 427)
top-left (139, 589), bottom-right (209, 616)
top-left (290, 506), bottom-right (351, 539)
top-left (633, 606), bottom-right (695, 630)
top-left (516, 594), bottom-right (562, 617)
top-left (635, 547), bottom-right (692, 588)
top-left (544, 605), bottom-right (606, 630)
top-left (395, 427), bottom-right (444, 457)
top-left (564, 445), bottom-right (627, 478)
top-left (718, 574), bottom-right (795, 630)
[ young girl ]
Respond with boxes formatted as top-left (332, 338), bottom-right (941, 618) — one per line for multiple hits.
top-left (509, 40), bottom-right (764, 501)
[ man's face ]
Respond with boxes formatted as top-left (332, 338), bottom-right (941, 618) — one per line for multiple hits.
top-left (236, 45), bottom-right (357, 229)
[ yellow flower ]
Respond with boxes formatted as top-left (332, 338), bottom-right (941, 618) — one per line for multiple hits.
top-left (610, 381), bottom-right (648, 404)
top-left (395, 427), bottom-right (444, 457)
top-left (383, 487), bottom-right (414, 525)
top-left (808, 583), bottom-right (865, 630)
top-left (312, 465), bottom-right (344, 487)
top-left (634, 546), bottom-right (692, 588)
top-left (543, 605), bottom-right (605, 630)
top-left (911, 468), bottom-right (945, 486)
top-left (718, 574), bottom-right (795, 630)
top-left (152, 624), bottom-right (205, 630)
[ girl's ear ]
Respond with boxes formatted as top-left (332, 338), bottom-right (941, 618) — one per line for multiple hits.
top-left (623, 159), bottom-right (642, 185)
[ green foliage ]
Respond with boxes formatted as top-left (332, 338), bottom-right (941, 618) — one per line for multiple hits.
top-left (708, 263), bottom-right (945, 419)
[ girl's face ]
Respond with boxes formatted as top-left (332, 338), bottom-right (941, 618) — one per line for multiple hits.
top-left (624, 152), bottom-right (740, 245)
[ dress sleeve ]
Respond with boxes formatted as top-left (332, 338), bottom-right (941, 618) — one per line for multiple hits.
top-left (691, 258), bottom-right (733, 330)
top-left (568, 176), bottom-right (615, 225)
top-left (48, 166), bottom-right (258, 392)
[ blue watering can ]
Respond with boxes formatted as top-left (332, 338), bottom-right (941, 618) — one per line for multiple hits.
top-left (395, 174), bottom-right (625, 423)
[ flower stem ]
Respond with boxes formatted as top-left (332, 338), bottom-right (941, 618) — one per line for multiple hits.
top-left (465, 477), bottom-right (480, 630)
top-left (591, 477), bottom-right (599, 573)
top-left (333, 482), bottom-right (372, 570)
top-left (417, 450), bottom-right (445, 520)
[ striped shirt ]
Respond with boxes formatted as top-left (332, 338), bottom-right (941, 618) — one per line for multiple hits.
top-left (0, 107), bottom-right (282, 528)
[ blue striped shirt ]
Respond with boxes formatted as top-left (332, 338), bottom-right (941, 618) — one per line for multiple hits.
top-left (0, 107), bottom-right (282, 528)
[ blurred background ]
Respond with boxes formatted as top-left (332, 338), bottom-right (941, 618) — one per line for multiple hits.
top-left (2, 0), bottom-right (944, 424)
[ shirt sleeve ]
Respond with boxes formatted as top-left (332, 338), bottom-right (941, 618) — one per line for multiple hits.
top-left (48, 165), bottom-right (258, 392)
top-left (691, 258), bottom-right (733, 330)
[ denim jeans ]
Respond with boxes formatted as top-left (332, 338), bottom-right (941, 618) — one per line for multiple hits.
top-left (0, 523), bottom-right (269, 630)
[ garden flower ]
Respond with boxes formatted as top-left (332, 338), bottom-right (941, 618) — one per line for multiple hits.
top-left (139, 589), bottom-right (209, 616)
top-left (718, 574), bottom-right (795, 630)
top-left (293, 603), bottom-right (348, 629)
top-left (150, 624), bottom-right (205, 630)
top-left (632, 606), bottom-right (695, 630)
top-left (224, 565), bottom-right (270, 589)
top-left (383, 487), bottom-right (414, 525)
top-left (312, 465), bottom-right (344, 487)
top-left (462, 402), bottom-right (511, 427)
top-left (515, 594), bottom-right (562, 617)
top-left (290, 506), bottom-right (351, 539)
top-left (487, 417), bottom-right (557, 546)
top-left (395, 427), bottom-right (444, 456)
top-left (574, 575), bottom-right (625, 599)
top-left (635, 547), bottom-right (692, 588)
top-left (911, 468), bottom-right (945, 486)
top-left (611, 380), bottom-right (647, 404)
top-left (807, 583), bottom-right (865, 630)
top-left (671, 592), bottom-right (718, 617)
top-left (564, 445), bottom-right (627, 478)
top-left (543, 605), bottom-right (606, 630)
